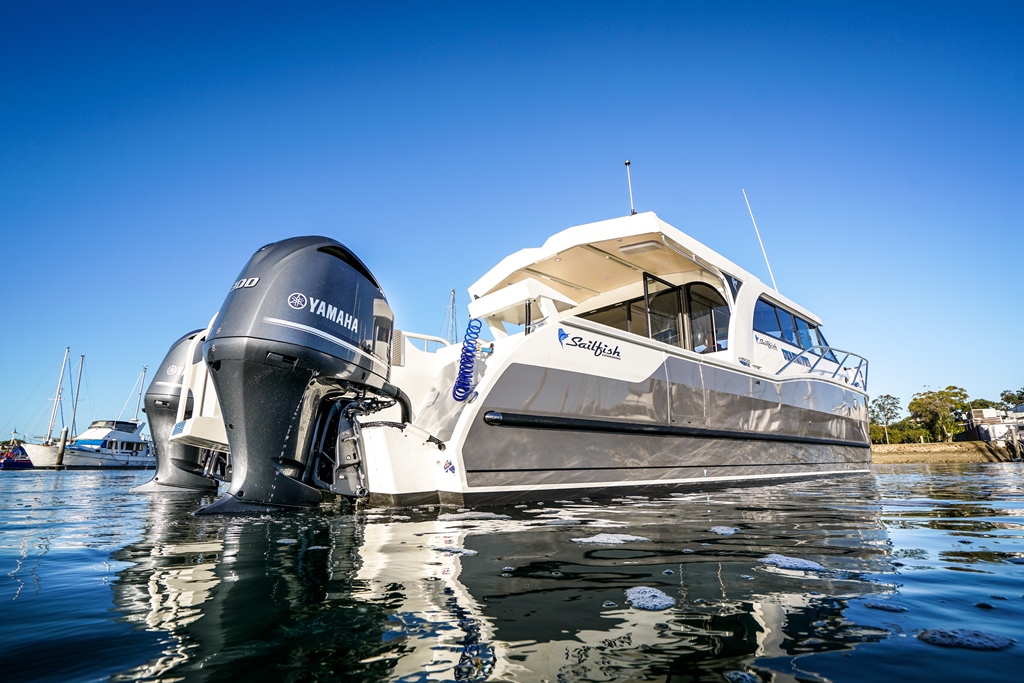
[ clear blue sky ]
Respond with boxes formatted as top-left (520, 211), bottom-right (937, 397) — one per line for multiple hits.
top-left (2, 2), bottom-right (1022, 437)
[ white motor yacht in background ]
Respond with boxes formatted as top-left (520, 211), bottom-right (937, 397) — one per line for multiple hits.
top-left (25, 419), bottom-right (154, 468)
top-left (24, 365), bottom-right (156, 469)
top-left (169, 210), bottom-right (869, 513)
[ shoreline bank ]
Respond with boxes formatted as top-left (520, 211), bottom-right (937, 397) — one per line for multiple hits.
top-left (871, 441), bottom-right (1015, 464)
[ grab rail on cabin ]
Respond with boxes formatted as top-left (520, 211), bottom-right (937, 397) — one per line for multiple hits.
top-left (401, 331), bottom-right (452, 351)
top-left (526, 315), bottom-right (549, 334)
top-left (775, 345), bottom-right (869, 390)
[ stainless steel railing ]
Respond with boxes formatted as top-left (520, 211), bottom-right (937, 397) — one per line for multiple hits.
top-left (776, 345), bottom-right (869, 390)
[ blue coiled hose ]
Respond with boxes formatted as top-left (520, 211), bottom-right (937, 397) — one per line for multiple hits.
top-left (452, 319), bottom-right (482, 402)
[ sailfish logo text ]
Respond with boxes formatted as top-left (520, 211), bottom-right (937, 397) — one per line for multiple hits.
top-left (557, 328), bottom-right (620, 360)
top-left (287, 292), bottom-right (359, 333)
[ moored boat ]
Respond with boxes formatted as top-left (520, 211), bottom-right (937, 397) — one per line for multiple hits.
top-left (24, 419), bottom-right (154, 469)
top-left (175, 211), bottom-right (869, 512)
top-left (23, 362), bottom-right (157, 470)
top-left (0, 443), bottom-right (33, 470)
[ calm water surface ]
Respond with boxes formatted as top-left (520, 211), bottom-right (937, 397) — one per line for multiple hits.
top-left (2, 464), bottom-right (1023, 682)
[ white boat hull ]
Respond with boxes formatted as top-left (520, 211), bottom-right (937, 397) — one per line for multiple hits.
top-left (23, 443), bottom-right (156, 469)
top-left (363, 321), bottom-right (871, 506)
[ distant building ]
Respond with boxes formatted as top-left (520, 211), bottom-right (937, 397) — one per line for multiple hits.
top-left (960, 407), bottom-right (1024, 447)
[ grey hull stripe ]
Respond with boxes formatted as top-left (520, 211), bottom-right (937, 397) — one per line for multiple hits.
top-left (469, 462), bottom-right (864, 473)
top-left (482, 411), bottom-right (871, 449)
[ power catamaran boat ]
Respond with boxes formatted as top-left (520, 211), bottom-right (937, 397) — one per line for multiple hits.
top-left (174, 211), bottom-right (868, 513)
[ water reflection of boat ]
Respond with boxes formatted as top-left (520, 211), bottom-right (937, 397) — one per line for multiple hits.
top-left (351, 484), bottom-right (893, 680)
top-left (110, 493), bottom-right (229, 680)
top-left (111, 495), bottom-right (388, 682)
top-left (110, 477), bottom-right (895, 681)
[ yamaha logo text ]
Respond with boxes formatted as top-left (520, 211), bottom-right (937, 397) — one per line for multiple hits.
top-left (287, 292), bottom-right (359, 333)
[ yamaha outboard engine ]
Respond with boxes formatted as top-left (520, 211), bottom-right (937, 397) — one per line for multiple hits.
top-left (131, 329), bottom-right (221, 493)
top-left (197, 236), bottom-right (407, 514)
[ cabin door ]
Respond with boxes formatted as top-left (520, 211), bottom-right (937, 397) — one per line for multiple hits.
top-left (643, 273), bottom-right (686, 347)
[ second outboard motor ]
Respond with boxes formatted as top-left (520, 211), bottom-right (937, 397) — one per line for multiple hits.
top-left (197, 236), bottom-right (408, 514)
top-left (132, 329), bottom-right (220, 493)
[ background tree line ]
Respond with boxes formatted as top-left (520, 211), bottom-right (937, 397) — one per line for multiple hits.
top-left (869, 387), bottom-right (1024, 444)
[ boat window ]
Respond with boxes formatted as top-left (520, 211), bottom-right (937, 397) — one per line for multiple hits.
top-left (627, 301), bottom-right (648, 337)
top-left (580, 274), bottom-right (733, 353)
top-left (88, 420), bottom-right (138, 432)
top-left (753, 299), bottom-right (783, 338)
top-left (777, 309), bottom-right (800, 346)
top-left (723, 273), bottom-right (743, 300)
top-left (580, 301), bottom-right (630, 334)
top-left (806, 323), bottom-right (821, 348)
top-left (688, 283), bottom-right (729, 353)
top-left (794, 316), bottom-right (815, 351)
top-left (713, 306), bottom-right (730, 350)
top-left (815, 326), bottom-right (839, 362)
top-left (110, 440), bottom-right (118, 451)
top-left (578, 298), bottom-right (650, 337)
top-left (645, 275), bottom-right (683, 347)
top-left (755, 297), bottom-right (816, 350)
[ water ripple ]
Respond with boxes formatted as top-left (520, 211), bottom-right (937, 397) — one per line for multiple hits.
top-left (1, 464), bottom-right (1023, 681)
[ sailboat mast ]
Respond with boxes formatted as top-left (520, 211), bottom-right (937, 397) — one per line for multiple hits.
top-left (133, 365), bottom-right (147, 422)
top-left (45, 347), bottom-right (70, 444)
top-left (70, 355), bottom-right (84, 439)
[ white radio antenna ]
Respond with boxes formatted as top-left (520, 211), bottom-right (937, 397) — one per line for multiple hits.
top-left (625, 160), bottom-right (636, 215)
top-left (742, 188), bottom-right (778, 291)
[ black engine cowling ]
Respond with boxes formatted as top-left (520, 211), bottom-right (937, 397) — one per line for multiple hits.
top-left (131, 328), bottom-right (220, 493)
top-left (197, 236), bottom-right (404, 514)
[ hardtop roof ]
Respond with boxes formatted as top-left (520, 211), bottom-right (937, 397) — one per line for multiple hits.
top-left (467, 212), bottom-right (822, 324)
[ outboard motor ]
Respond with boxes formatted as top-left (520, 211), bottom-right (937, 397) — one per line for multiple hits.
top-left (197, 236), bottom-right (408, 514)
top-left (131, 329), bottom-right (221, 493)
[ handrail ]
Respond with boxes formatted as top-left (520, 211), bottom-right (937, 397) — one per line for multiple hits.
top-left (400, 332), bottom-right (452, 347)
top-left (401, 332), bottom-right (452, 345)
top-left (526, 315), bottom-right (549, 333)
top-left (775, 345), bottom-right (869, 390)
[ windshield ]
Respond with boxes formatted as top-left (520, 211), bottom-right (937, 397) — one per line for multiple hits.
top-left (87, 420), bottom-right (138, 433)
